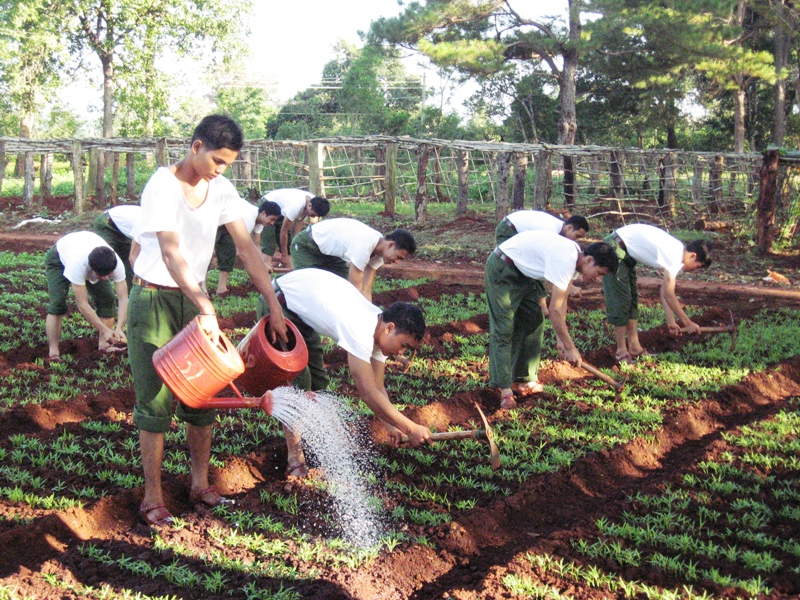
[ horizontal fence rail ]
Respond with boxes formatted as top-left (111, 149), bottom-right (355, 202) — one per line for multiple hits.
top-left (0, 135), bottom-right (778, 236)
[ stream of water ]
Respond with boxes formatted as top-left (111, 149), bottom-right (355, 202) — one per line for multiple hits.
top-left (268, 386), bottom-right (386, 549)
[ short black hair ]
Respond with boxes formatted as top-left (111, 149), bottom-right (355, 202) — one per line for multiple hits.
top-left (191, 114), bottom-right (243, 151)
top-left (310, 196), bottom-right (330, 217)
top-left (259, 200), bottom-right (281, 217)
top-left (686, 239), bottom-right (713, 268)
top-left (584, 242), bottom-right (619, 272)
top-left (384, 228), bottom-right (416, 254)
top-left (88, 246), bottom-right (118, 276)
top-left (564, 215), bottom-right (590, 233)
top-left (381, 302), bottom-right (425, 342)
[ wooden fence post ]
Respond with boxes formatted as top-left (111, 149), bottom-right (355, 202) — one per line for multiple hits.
top-left (126, 153), bottom-right (136, 198)
top-left (87, 147), bottom-right (97, 198)
top-left (156, 138), bottom-right (168, 167)
top-left (431, 147), bottom-right (445, 202)
top-left (384, 143), bottom-right (397, 216)
top-left (456, 149), bottom-right (469, 216)
top-left (373, 145), bottom-right (385, 200)
top-left (110, 153), bottom-right (120, 205)
top-left (96, 149), bottom-right (107, 205)
top-left (40, 153), bottom-right (53, 200)
top-left (241, 148), bottom-right (252, 189)
top-left (23, 152), bottom-right (35, 205)
top-left (588, 154), bottom-right (600, 196)
top-left (512, 152), bottom-right (528, 210)
top-left (657, 152), bottom-right (676, 216)
top-left (755, 149), bottom-right (780, 254)
top-left (415, 143), bottom-right (429, 226)
top-left (563, 155), bottom-right (575, 207)
top-left (0, 141), bottom-right (8, 197)
top-left (709, 155), bottom-right (724, 214)
top-left (533, 150), bottom-right (552, 209)
top-left (692, 160), bottom-right (704, 205)
top-left (495, 152), bottom-right (511, 220)
top-left (71, 141), bottom-right (85, 214)
top-left (307, 142), bottom-right (325, 197)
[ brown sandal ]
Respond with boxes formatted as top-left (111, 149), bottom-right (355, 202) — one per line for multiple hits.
top-left (615, 352), bottom-right (635, 365)
top-left (189, 485), bottom-right (234, 508)
top-left (139, 502), bottom-right (173, 526)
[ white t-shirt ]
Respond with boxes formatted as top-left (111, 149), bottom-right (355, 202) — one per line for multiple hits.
top-left (498, 230), bottom-right (579, 292)
top-left (106, 205), bottom-right (141, 238)
top-left (55, 231), bottom-right (125, 285)
top-left (616, 224), bottom-right (685, 276)
top-left (276, 269), bottom-right (385, 363)
top-left (231, 197), bottom-right (263, 234)
top-left (309, 218), bottom-right (384, 271)
top-left (264, 188), bottom-right (311, 221)
top-left (505, 210), bottom-right (564, 235)
top-left (135, 167), bottom-right (243, 286)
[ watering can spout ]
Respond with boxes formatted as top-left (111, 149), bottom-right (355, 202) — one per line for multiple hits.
top-left (259, 390), bottom-right (274, 415)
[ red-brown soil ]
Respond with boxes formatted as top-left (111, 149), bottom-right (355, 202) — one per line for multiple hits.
top-left (1, 211), bottom-right (799, 598)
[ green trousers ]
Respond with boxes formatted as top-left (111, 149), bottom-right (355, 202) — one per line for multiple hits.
top-left (601, 234), bottom-right (639, 326)
top-left (213, 225), bottom-right (237, 272)
top-left (484, 252), bottom-right (546, 389)
top-left (256, 292), bottom-right (329, 392)
top-left (261, 216), bottom-right (292, 257)
top-left (128, 285), bottom-right (216, 432)
top-left (494, 218), bottom-right (517, 246)
top-left (45, 245), bottom-right (116, 317)
top-left (291, 229), bottom-right (349, 279)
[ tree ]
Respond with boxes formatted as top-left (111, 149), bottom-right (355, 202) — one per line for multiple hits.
top-left (0, 0), bottom-right (65, 171)
top-left (50, 0), bottom-right (251, 137)
top-left (369, 0), bottom-right (586, 145)
top-left (214, 70), bottom-right (277, 139)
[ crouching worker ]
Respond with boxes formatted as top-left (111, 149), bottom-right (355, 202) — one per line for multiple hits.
top-left (45, 231), bottom-right (128, 362)
top-left (485, 231), bottom-right (618, 410)
top-left (257, 268), bottom-right (432, 477)
top-left (602, 223), bottom-right (713, 363)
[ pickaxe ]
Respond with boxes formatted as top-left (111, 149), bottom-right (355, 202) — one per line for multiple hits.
top-left (680, 309), bottom-right (737, 351)
top-left (581, 360), bottom-right (627, 400)
top-left (400, 402), bottom-right (501, 470)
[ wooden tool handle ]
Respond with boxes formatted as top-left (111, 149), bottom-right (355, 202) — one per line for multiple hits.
top-left (679, 326), bottom-right (733, 333)
top-left (582, 362), bottom-right (622, 388)
top-left (400, 429), bottom-right (487, 443)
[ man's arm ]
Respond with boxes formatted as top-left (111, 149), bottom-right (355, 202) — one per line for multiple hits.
top-left (156, 230), bottom-right (218, 339)
top-left (226, 219), bottom-right (288, 343)
top-left (279, 218), bottom-right (294, 269)
top-left (113, 280), bottom-right (129, 343)
top-left (347, 263), bottom-right (370, 300)
top-left (72, 283), bottom-right (115, 345)
top-left (661, 271), bottom-right (700, 333)
top-left (348, 353), bottom-right (431, 447)
top-left (548, 286), bottom-right (581, 367)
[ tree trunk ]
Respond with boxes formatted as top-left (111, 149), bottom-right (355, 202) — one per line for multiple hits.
top-left (126, 153), bottom-right (136, 198)
top-left (563, 155), bottom-right (575, 207)
top-left (657, 153), bottom-right (676, 215)
top-left (415, 144), bottom-right (429, 226)
top-left (13, 113), bottom-right (34, 176)
top-left (384, 143), bottom-right (397, 216)
top-left (71, 142), bottom-right (85, 214)
top-left (40, 153), bottom-right (53, 200)
top-left (609, 151), bottom-right (626, 198)
top-left (22, 152), bottom-right (35, 205)
top-left (495, 152), bottom-right (512, 221)
top-left (557, 0), bottom-right (581, 146)
top-left (709, 156), bottom-right (724, 214)
top-left (755, 149), bottom-right (780, 254)
top-left (0, 142), bottom-right (7, 196)
top-left (512, 153), bottom-right (528, 210)
top-left (734, 87), bottom-right (746, 153)
top-left (111, 153), bottom-right (120, 205)
top-left (772, 0), bottom-right (789, 146)
top-left (533, 151), bottom-right (552, 210)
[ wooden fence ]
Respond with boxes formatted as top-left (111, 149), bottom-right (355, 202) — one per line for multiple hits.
top-left (0, 135), bottom-right (765, 232)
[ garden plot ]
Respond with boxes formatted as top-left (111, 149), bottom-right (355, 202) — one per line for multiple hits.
top-left (0, 248), bottom-right (799, 599)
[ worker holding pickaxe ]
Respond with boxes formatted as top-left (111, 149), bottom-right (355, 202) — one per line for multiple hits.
top-left (602, 224), bottom-right (713, 363)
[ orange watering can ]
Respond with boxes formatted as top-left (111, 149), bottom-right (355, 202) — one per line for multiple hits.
top-left (152, 316), bottom-right (308, 412)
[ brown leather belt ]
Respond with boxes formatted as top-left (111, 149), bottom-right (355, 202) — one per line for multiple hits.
top-left (132, 275), bottom-right (179, 290)
top-left (502, 217), bottom-right (517, 233)
top-left (493, 248), bottom-right (518, 269)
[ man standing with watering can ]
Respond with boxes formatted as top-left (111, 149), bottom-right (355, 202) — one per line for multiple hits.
top-left (257, 268), bottom-right (432, 478)
top-left (129, 115), bottom-right (288, 527)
